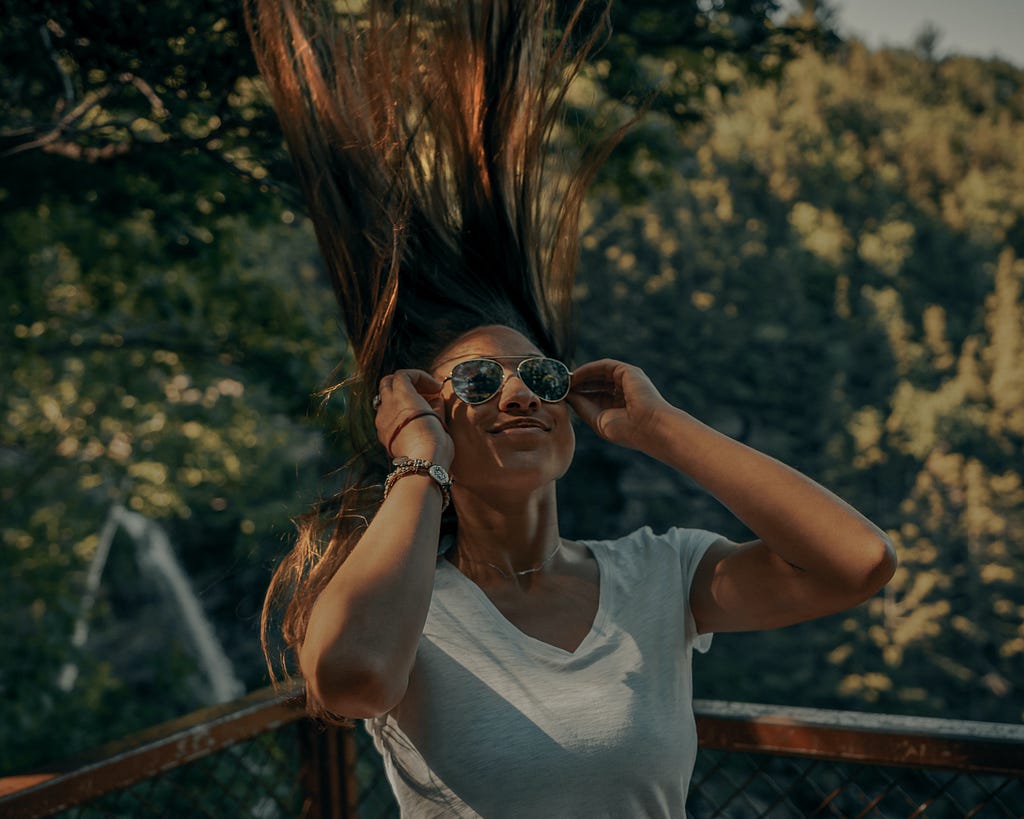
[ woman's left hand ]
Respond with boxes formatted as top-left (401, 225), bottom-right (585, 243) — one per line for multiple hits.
top-left (568, 359), bottom-right (672, 452)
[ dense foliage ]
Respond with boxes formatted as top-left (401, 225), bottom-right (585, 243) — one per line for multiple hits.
top-left (3, 0), bottom-right (1022, 773)
top-left (1, 0), bottom-right (343, 771)
top-left (569, 42), bottom-right (1024, 721)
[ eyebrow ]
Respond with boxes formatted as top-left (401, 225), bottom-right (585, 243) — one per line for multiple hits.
top-left (434, 352), bottom-right (544, 370)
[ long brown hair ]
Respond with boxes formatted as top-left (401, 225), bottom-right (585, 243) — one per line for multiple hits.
top-left (246, 0), bottom-right (623, 715)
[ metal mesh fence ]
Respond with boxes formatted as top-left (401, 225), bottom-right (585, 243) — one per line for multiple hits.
top-left (49, 723), bottom-right (306, 819)
top-left (689, 749), bottom-right (1024, 818)
top-left (7, 703), bottom-right (1022, 818)
top-left (318, 726), bottom-right (1024, 819)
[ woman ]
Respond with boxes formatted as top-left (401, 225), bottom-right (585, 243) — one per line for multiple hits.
top-left (246, 1), bottom-right (897, 814)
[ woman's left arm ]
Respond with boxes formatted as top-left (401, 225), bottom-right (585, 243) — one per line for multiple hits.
top-left (569, 359), bottom-right (897, 634)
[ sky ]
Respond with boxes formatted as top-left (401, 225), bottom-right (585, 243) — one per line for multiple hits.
top-left (784, 0), bottom-right (1024, 67)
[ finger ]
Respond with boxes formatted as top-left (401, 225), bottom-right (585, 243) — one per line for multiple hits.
top-left (571, 377), bottom-right (616, 397)
top-left (394, 369), bottom-right (445, 397)
top-left (571, 358), bottom-right (620, 378)
top-left (376, 371), bottom-right (436, 411)
top-left (571, 377), bottom-right (622, 404)
top-left (425, 392), bottom-right (448, 427)
top-left (570, 359), bottom-right (621, 396)
top-left (567, 391), bottom-right (601, 427)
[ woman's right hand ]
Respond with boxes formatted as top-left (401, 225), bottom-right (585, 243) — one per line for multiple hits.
top-left (374, 370), bottom-right (454, 465)
top-left (304, 369), bottom-right (453, 718)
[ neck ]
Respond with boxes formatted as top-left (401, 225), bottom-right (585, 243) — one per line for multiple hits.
top-left (450, 484), bottom-right (562, 585)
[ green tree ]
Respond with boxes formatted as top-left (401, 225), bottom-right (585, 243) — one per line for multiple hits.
top-left (5, 0), bottom-right (1023, 777)
top-left (1, 0), bottom-right (828, 772)
top-left (0, 0), bottom-right (348, 771)
top-left (567, 41), bottom-right (1024, 721)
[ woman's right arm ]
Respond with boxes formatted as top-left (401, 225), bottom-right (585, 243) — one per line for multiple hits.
top-left (300, 371), bottom-right (452, 718)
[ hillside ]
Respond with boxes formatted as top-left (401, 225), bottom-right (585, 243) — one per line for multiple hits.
top-left (2, 9), bottom-right (1022, 774)
top-left (568, 42), bottom-right (1024, 722)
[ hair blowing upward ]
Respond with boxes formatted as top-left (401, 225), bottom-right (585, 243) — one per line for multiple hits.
top-left (246, 5), bottom-right (896, 809)
top-left (245, 0), bottom-right (619, 704)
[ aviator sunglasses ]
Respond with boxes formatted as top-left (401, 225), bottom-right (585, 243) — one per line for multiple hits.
top-left (442, 357), bottom-right (572, 405)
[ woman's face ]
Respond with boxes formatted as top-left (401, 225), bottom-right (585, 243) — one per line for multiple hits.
top-left (431, 325), bottom-right (575, 497)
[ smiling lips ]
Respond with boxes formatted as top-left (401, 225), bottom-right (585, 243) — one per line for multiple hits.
top-left (490, 418), bottom-right (549, 433)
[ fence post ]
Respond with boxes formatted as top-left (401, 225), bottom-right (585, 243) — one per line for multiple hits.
top-left (340, 728), bottom-right (362, 818)
top-left (298, 719), bottom-right (350, 819)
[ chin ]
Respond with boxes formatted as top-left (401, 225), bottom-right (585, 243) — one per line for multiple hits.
top-left (452, 449), bottom-right (573, 495)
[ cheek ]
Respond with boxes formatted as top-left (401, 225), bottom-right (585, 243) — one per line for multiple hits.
top-left (556, 413), bottom-right (576, 467)
top-left (444, 405), bottom-right (486, 461)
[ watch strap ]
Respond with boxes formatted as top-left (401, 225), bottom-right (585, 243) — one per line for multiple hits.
top-left (383, 458), bottom-right (452, 510)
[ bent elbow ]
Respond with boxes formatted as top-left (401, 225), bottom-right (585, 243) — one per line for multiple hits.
top-left (871, 532), bottom-right (898, 586)
top-left (849, 532), bottom-right (898, 602)
top-left (304, 649), bottom-right (409, 719)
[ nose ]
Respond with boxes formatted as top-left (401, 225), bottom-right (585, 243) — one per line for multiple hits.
top-left (497, 371), bottom-right (540, 410)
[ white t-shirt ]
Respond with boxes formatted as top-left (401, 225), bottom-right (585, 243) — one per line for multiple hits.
top-left (366, 526), bottom-right (720, 818)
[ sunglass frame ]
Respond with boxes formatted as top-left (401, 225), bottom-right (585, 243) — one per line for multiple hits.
top-left (442, 357), bottom-right (573, 404)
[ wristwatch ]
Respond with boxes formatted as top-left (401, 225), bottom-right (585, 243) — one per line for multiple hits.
top-left (383, 457), bottom-right (452, 510)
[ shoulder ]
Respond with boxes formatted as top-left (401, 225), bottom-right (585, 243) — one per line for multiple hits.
top-left (586, 525), bottom-right (722, 557)
top-left (583, 526), bottom-right (724, 584)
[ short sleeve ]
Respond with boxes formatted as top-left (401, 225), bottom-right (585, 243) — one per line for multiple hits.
top-left (659, 527), bottom-right (721, 654)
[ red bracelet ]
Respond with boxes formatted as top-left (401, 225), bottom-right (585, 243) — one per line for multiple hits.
top-left (386, 410), bottom-right (443, 456)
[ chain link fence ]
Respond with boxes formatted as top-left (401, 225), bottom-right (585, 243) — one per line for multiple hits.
top-left (340, 727), bottom-right (1023, 818)
top-left (2, 690), bottom-right (1021, 818)
top-left (51, 727), bottom-right (306, 819)
top-left (690, 748), bottom-right (1023, 817)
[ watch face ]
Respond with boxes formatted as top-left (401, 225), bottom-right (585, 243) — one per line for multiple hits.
top-left (428, 464), bottom-right (450, 485)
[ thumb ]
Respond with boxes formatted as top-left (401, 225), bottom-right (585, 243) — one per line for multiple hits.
top-left (568, 392), bottom-right (602, 431)
top-left (426, 393), bottom-right (448, 429)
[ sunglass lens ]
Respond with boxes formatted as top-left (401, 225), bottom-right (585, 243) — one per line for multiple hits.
top-left (450, 359), bottom-right (504, 404)
top-left (520, 358), bottom-right (570, 402)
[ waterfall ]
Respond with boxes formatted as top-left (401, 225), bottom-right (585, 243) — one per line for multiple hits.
top-left (116, 507), bottom-right (245, 704)
top-left (59, 504), bottom-right (244, 705)
top-left (56, 506), bottom-right (282, 816)
top-left (57, 504), bottom-right (121, 692)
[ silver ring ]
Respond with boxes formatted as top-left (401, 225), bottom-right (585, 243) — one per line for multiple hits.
top-left (372, 394), bottom-right (382, 410)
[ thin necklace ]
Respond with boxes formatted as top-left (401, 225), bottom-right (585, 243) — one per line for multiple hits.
top-left (466, 539), bottom-right (563, 581)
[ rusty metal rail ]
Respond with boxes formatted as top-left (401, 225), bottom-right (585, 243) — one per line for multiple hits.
top-left (693, 699), bottom-right (1024, 775)
top-left (0, 686), bottom-right (309, 819)
top-left (691, 700), bottom-right (1024, 816)
top-left (2, 690), bottom-right (1022, 818)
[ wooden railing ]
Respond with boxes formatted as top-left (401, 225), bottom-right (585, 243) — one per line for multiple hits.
top-left (2, 688), bottom-right (1022, 818)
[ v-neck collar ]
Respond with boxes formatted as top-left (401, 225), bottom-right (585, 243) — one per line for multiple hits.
top-left (437, 542), bottom-right (610, 659)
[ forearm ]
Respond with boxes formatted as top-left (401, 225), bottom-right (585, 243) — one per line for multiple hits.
top-left (644, 406), bottom-right (894, 589)
top-left (301, 474), bottom-right (445, 716)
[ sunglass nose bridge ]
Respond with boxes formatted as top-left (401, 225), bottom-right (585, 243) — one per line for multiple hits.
top-left (495, 370), bottom-right (540, 403)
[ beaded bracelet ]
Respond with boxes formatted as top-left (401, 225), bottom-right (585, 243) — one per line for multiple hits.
top-left (382, 457), bottom-right (452, 511)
